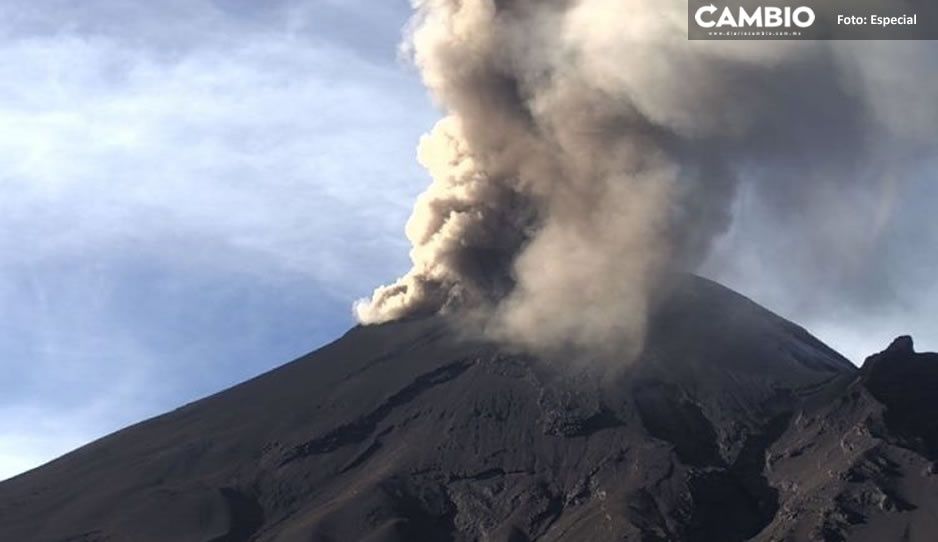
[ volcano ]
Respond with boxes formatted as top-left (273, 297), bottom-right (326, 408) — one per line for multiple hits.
top-left (1, 275), bottom-right (936, 541)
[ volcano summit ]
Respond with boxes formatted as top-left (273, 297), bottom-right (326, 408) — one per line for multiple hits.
top-left (1, 275), bottom-right (936, 541)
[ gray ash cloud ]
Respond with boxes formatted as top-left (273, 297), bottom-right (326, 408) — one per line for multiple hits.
top-left (355, 0), bottom-right (937, 358)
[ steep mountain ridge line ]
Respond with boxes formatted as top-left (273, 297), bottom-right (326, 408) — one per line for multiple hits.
top-left (3, 276), bottom-right (936, 541)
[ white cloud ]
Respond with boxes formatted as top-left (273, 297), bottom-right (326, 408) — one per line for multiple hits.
top-left (2, 0), bottom-right (933, 482)
top-left (0, 1), bottom-right (437, 478)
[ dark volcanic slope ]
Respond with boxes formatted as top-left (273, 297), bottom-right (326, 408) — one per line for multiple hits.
top-left (0, 276), bottom-right (934, 541)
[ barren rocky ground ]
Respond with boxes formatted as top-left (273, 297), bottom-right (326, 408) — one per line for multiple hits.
top-left (1, 276), bottom-right (935, 541)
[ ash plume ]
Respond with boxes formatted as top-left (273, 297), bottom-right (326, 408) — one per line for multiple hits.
top-left (355, 0), bottom-right (936, 357)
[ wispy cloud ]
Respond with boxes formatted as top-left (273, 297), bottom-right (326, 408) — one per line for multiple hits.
top-left (0, 0), bottom-right (435, 480)
top-left (1, 0), bottom-right (934, 482)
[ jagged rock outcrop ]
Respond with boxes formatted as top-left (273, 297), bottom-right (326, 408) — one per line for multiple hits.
top-left (758, 336), bottom-right (938, 542)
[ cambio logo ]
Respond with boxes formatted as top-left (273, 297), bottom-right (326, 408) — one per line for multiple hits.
top-left (695, 4), bottom-right (816, 29)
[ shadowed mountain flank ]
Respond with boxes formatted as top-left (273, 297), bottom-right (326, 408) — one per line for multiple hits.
top-left (1, 276), bottom-right (936, 541)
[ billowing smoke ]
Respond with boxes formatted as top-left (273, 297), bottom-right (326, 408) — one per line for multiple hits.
top-left (354, 0), bottom-right (936, 357)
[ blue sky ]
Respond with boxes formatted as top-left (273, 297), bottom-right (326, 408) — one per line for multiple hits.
top-left (0, 0), bottom-right (435, 479)
top-left (1, 1), bottom-right (936, 480)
